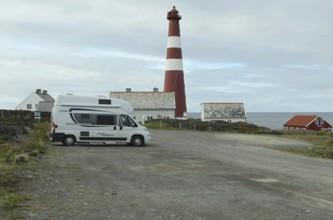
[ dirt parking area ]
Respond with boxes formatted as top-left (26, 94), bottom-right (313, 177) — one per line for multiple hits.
top-left (12, 130), bottom-right (333, 219)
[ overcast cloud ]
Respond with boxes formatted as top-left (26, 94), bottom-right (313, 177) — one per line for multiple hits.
top-left (1, 0), bottom-right (332, 112)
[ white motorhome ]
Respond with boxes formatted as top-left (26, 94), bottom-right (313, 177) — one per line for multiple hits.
top-left (50, 95), bottom-right (151, 146)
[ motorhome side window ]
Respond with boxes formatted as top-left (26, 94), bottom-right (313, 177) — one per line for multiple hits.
top-left (96, 115), bottom-right (117, 125)
top-left (73, 113), bottom-right (93, 124)
top-left (120, 114), bottom-right (136, 127)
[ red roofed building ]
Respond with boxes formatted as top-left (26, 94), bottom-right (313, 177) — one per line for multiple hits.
top-left (283, 115), bottom-right (332, 132)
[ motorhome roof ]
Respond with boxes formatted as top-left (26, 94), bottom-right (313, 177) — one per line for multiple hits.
top-left (55, 95), bottom-right (133, 113)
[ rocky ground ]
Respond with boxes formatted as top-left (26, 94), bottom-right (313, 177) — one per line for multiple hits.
top-left (5, 130), bottom-right (333, 219)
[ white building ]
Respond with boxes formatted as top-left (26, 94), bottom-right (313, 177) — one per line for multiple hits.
top-left (110, 88), bottom-right (175, 122)
top-left (16, 89), bottom-right (55, 112)
top-left (201, 102), bottom-right (246, 122)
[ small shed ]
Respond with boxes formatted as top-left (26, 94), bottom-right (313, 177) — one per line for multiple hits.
top-left (283, 115), bottom-right (332, 132)
top-left (201, 102), bottom-right (246, 122)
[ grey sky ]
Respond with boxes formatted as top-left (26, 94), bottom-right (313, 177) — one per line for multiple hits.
top-left (1, 0), bottom-right (332, 112)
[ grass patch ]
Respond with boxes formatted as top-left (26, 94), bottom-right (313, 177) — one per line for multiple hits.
top-left (0, 187), bottom-right (27, 211)
top-left (0, 124), bottom-right (49, 164)
top-left (144, 120), bottom-right (184, 130)
top-left (0, 121), bottom-right (49, 216)
top-left (279, 131), bottom-right (333, 159)
top-left (145, 119), bottom-right (282, 134)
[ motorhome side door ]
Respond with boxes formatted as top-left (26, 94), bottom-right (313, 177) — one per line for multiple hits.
top-left (93, 114), bottom-right (121, 143)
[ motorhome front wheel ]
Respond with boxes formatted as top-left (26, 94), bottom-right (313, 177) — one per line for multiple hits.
top-left (131, 136), bottom-right (143, 146)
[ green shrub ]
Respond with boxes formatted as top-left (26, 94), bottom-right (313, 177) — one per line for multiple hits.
top-left (0, 112), bottom-right (50, 214)
top-left (1, 191), bottom-right (27, 211)
top-left (13, 154), bottom-right (29, 164)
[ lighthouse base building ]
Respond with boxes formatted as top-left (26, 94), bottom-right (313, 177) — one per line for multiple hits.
top-left (110, 88), bottom-right (176, 122)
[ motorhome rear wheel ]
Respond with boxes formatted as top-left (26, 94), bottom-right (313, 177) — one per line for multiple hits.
top-left (63, 135), bottom-right (76, 146)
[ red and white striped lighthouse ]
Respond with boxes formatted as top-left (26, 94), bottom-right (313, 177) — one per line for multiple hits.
top-left (164, 6), bottom-right (187, 117)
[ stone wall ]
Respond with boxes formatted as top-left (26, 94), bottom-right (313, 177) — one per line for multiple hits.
top-left (110, 92), bottom-right (175, 109)
top-left (201, 103), bottom-right (246, 122)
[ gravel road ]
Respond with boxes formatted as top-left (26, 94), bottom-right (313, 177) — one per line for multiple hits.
top-left (17, 130), bottom-right (333, 219)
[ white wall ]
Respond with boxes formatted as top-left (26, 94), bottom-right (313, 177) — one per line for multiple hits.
top-left (201, 102), bottom-right (246, 123)
top-left (131, 109), bottom-right (175, 123)
top-left (16, 93), bottom-right (43, 111)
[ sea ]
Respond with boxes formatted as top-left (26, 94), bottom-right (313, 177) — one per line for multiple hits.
top-left (187, 112), bottom-right (333, 130)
